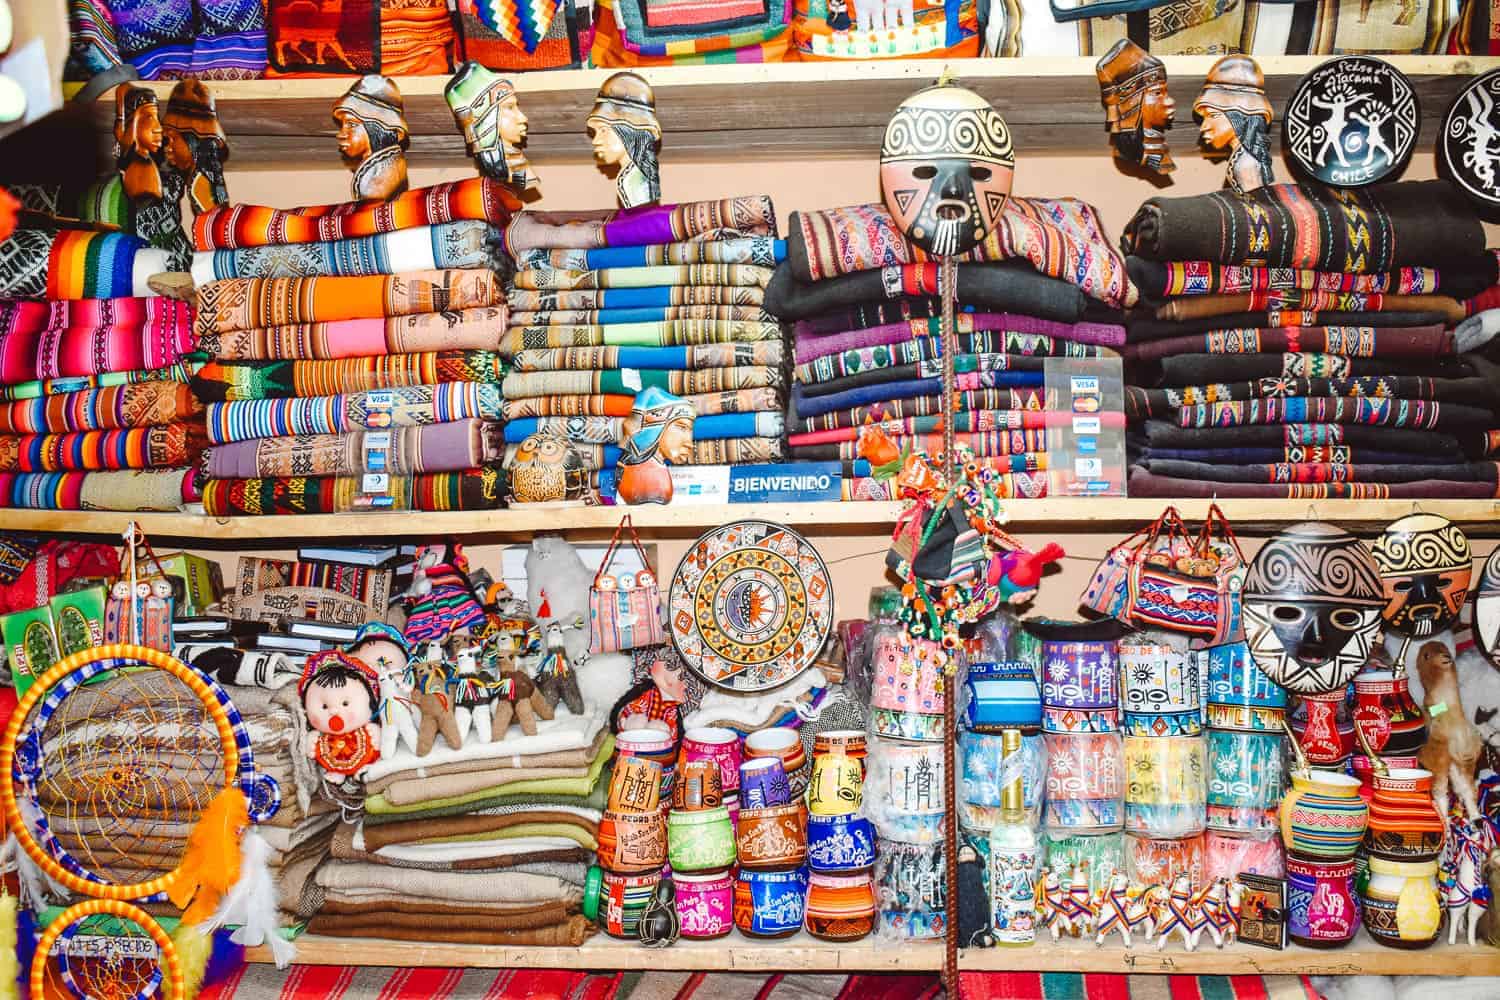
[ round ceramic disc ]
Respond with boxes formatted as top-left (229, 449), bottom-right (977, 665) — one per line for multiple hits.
top-left (1475, 548), bottom-right (1500, 669)
top-left (1284, 56), bottom-right (1418, 188)
top-left (1442, 69), bottom-right (1500, 208)
top-left (669, 520), bottom-right (834, 692)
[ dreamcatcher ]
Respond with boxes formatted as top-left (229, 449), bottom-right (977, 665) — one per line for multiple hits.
top-left (1, 645), bottom-right (289, 1000)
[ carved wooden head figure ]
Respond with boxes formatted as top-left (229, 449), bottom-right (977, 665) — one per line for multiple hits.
top-left (333, 74), bottom-right (410, 202)
top-left (1194, 55), bottom-right (1274, 196)
top-left (114, 84), bottom-right (164, 200)
top-left (162, 79), bottom-right (230, 214)
top-left (588, 72), bottom-right (661, 210)
top-left (446, 61), bottom-right (538, 195)
top-left (1097, 40), bottom-right (1175, 176)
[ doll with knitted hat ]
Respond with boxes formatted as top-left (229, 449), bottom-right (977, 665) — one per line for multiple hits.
top-left (300, 649), bottom-right (383, 783)
top-left (334, 74), bottom-right (410, 201)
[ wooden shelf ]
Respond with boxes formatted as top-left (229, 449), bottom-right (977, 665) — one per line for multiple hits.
top-left (57, 56), bottom-right (1500, 163)
top-left (247, 930), bottom-right (1500, 974)
top-left (6, 498), bottom-right (1500, 544)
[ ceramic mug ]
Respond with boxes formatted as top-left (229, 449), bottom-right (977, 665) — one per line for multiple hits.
top-left (607, 757), bottom-right (663, 815)
top-left (806, 812), bottom-right (878, 873)
top-left (812, 729), bottom-right (868, 771)
top-left (1118, 635), bottom-right (1201, 717)
top-left (1043, 706), bottom-right (1120, 734)
top-left (1038, 638), bottom-right (1118, 710)
top-left (1291, 689), bottom-right (1355, 767)
top-left (600, 868), bottom-right (661, 938)
top-left (744, 727), bottom-right (809, 796)
top-left (873, 840), bottom-right (947, 940)
top-left (672, 760), bottom-right (724, 812)
top-left (1202, 641), bottom-right (1288, 712)
top-left (739, 756), bottom-right (793, 809)
top-left (666, 805), bottom-right (736, 874)
top-left (1043, 831), bottom-right (1124, 894)
top-left (675, 869), bottom-right (734, 940)
top-left (1043, 731), bottom-right (1125, 834)
top-left (734, 866), bottom-right (809, 938)
top-left (1123, 735), bottom-right (1206, 838)
top-left (808, 753), bottom-right (864, 817)
top-left (597, 808), bottom-right (668, 874)
top-left (805, 871), bottom-right (878, 942)
top-left (736, 802), bottom-right (808, 869)
top-left (1360, 856), bottom-right (1442, 949)
top-left (1353, 671), bottom-right (1428, 758)
top-left (682, 727), bottom-right (742, 794)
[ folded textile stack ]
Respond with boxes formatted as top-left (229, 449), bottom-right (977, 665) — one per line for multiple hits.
top-left (66, 0), bottom-right (269, 82)
top-left (498, 196), bottom-right (793, 501)
top-left (770, 198), bottom-right (1135, 500)
top-left (1120, 180), bottom-right (1500, 499)
top-left (187, 179), bottom-right (522, 516)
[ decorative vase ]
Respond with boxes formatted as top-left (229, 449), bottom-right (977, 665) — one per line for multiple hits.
top-left (733, 866), bottom-right (809, 938)
top-left (1291, 689), bottom-right (1355, 767)
top-left (736, 802), bottom-right (807, 869)
top-left (666, 805), bottom-right (735, 873)
top-left (1287, 856), bottom-right (1361, 948)
top-left (597, 808), bottom-right (668, 874)
top-left (1279, 770), bottom-right (1368, 861)
top-left (1351, 753), bottom-right (1419, 803)
top-left (1353, 671), bottom-right (1428, 758)
top-left (1364, 768), bottom-right (1446, 861)
top-left (806, 812), bottom-right (878, 873)
top-left (675, 869), bottom-right (734, 940)
top-left (1360, 857), bottom-right (1442, 949)
top-left (1205, 728), bottom-right (1286, 834)
top-left (805, 872), bottom-right (878, 941)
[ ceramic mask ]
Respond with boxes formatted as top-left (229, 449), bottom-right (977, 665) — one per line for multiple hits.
top-left (1474, 549), bottom-right (1500, 668)
top-left (1369, 514), bottom-right (1472, 638)
top-left (880, 83), bottom-right (1014, 257)
top-left (1242, 523), bottom-right (1384, 694)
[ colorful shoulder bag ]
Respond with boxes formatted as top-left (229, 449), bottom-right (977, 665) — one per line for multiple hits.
top-left (589, 514), bottom-right (665, 654)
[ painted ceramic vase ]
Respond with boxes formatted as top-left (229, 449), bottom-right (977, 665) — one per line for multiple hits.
top-left (808, 752), bottom-right (864, 817)
top-left (960, 730), bottom-right (1046, 831)
top-left (736, 802), bottom-right (807, 869)
top-left (1364, 768), bottom-right (1446, 861)
top-left (1119, 633), bottom-right (1202, 737)
top-left (1279, 769), bottom-right (1368, 860)
top-left (1360, 857), bottom-right (1442, 948)
top-left (675, 869), bottom-right (734, 940)
top-left (870, 633), bottom-right (946, 741)
top-left (1042, 731), bottom-right (1124, 834)
top-left (600, 869), bottom-right (661, 938)
top-left (1286, 855), bottom-right (1360, 948)
top-left (739, 756), bottom-right (793, 809)
top-left (1038, 638), bottom-right (1119, 711)
top-left (682, 727), bottom-right (742, 795)
top-left (1202, 641), bottom-right (1289, 714)
top-left (1291, 689), bottom-right (1355, 767)
top-left (1043, 706), bottom-right (1120, 734)
top-left (672, 760), bottom-right (723, 812)
top-left (666, 805), bottom-right (735, 873)
top-left (1045, 831), bottom-right (1125, 893)
top-left (1351, 753), bottom-right (1419, 803)
top-left (805, 872), bottom-right (878, 941)
top-left (1204, 831), bottom-right (1285, 881)
top-left (812, 730), bottom-right (868, 773)
top-left (806, 812), bottom-right (878, 873)
top-left (873, 840), bottom-right (946, 940)
top-left (607, 756), bottom-right (663, 814)
top-left (744, 727), bottom-right (809, 797)
top-left (1123, 735), bottom-right (1206, 838)
top-left (1205, 728), bottom-right (1286, 834)
top-left (1353, 671), bottom-right (1428, 758)
top-left (1125, 832), bottom-right (1206, 887)
top-left (733, 866), bottom-right (809, 938)
top-left (615, 729), bottom-right (677, 802)
top-left (597, 808), bottom-right (668, 874)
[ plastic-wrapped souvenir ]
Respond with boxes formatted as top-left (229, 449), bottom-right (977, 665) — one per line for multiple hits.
top-left (1126, 832), bottom-right (1206, 887)
top-left (959, 730), bottom-right (1045, 832)
top-left (875, 839), bottom-right (946, 940)
top-left (1119, 631), bottom-right (1201, 736)
top-left (1205, 728), bottom-right (1286, 834)
top-left (1045, 831), bottom-right (1125, 893)
top-left (1201, 641), bottom-right (1288, 732)
top-left (868, 626), bottom-right (945, 742)
top-left (963, 661), bottom-right (1043, 733)
top-left (1027, 619), bottom-right (1122, 713)
top-left (1043, 731), bottom-right (1124, 834)
top-left (865, 734), bottom-right (944, 842)
top-left (793, 0), bottom-right (982, 60)
top-left (1205, 830), bottom-right (1285, 881)
top-left (1123, 735), bottom-right (1206, 837)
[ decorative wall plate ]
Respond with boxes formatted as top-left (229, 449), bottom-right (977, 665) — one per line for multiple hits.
top-left (1285, 57), bottom-right (1418, 188)
top-left (1442, 69), bottom-right (1500, 208)
top-left (1475, 549), bottom-right (1500, 669)
top-left (669, 520), bottom-right (834, 692)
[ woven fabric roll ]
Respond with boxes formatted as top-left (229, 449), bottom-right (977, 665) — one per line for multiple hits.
top-left (510, 343), bottom-right (783, 372)
top-left (0, 382), bottom-right (201, 436)
top-left (1128, 468), bottom-right (1500, 500)
top-left (499, 321), bottom-right (781, 355)
top-left (1124, 325), bottom-right (1453, 364)
top-left (790, 374), bottom-right (1049, 420)
top-left (501, 366), bottom-right (780, 399)
top-left (514, 236), bottom-right (786, 271)
top-left (508, 306), bottom-right (774, 327)
top-left (200, 466), bottom-right (504, 515)
top-left (0, 423), bottom-right (206, 472)
top-left (789, 413), bottom-right (1051, 444)
top-left (795, 322), bottom-right (1117, 367)
top-left (203, 421), bottom-right (503, 478)
top-left (793, 396), bottom-right (1127, 434)
top-left (0, 230), bottom-right (170, 300)
top-left (0, 468), bottom-right (194, 511)
top-left (1141, 459), bottom-right (1500, 485)
top-left (1176, 398), bottom-right (1492, 431)
top-left (204, 383), bottom-right (504, 444)
top-left (0, 361), bottom-right (201, 403)
top-left (191, 351), bottom-right (505, 401)
top-left (197, 306), bottom-right (505, 361)
top-left (1156, 353), bottom-right (1470, 385)
top-left (1126, 258), bottom-right (1466, 303)
top-left (502, 196), bottom-right (778, 254)
top-left (1126, 376), bottom-right (1494, 420)
top-left (511, 264), bottom-right (773, 291)
top-left (1155, 291), bottom-right (1464, 325)
top-left (190, 221), bottom-right (504, 283)
top-left (503, 411), bottom-right (785, 444)
top-left (795, 351), bottom-right (1042, 387)
top-left (0, 297), bottom-right (195, 384)
top-left (506, 436), bottom-right (784, 470)
top-left (508, 286), bottom-right (764, 313)
top-left (500, 387), bottom-right (780, 420)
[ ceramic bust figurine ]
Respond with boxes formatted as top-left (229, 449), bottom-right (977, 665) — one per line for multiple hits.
top-left (1194, 55), bottom-right (1274, 196)
top-left (616, 386), bottom-right (695, 505)
top-left (334, 74), bottom-right (410, 201)
top-left (1369, 514), bottom-right (1473, 639)
top-left (115, 83), bottom-right (191, 270)
top-left (879, 81), bottom-right (1015, 257)
top-left (445, 61), bottom-right (538, 195)
top-left (161, 79), bottom-right (230, 215)
top-left (588, 72), bottom-right (661, 209)
top-left (1097, 40), bottom-right (1176, 176)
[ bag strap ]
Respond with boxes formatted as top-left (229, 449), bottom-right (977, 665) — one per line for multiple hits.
top-left (596, 514), bottom-right (652, 585)
top-left (1198, 503), bottom-right (1248, 565)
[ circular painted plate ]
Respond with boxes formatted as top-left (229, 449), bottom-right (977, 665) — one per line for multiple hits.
top-left (1284, 56), bottom-right (1418, 188)
top-left (1442, 69), bottom-right (1500, 208)
top-left (1475, 548), bottom-right (1500, 669)
top-left (669, 520), bottom-right (834, 692)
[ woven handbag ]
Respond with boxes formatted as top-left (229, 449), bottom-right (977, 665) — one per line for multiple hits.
top-left (1126, 511), bottom-right (1221, 637)
top-left (1080, 507), bottom-right (1189, 622)
top-left (589, 514), bottom-right (665, 654)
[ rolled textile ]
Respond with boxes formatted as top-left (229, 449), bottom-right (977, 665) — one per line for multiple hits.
top-left (512, 263), bottom-right (774, 290)
top-left (790, 415), bottom-right (1050, 445)
top-left (1124, 325), bottom-right (1453, 364)
top-left (499, 321), bottom-right (782, 354)
top-left (203, 421), bottom-right (504, 478)
top-left (1128, 467), bottom-right (1500, 500)
top-left (0, 297), bottom-right (195, 384)
top-left (1141, 459), bottom-right (1500, 485)
top-left (789, 198), bottom-right (1137, 307)
top-left (797, 331), bottom-right (1111, 375)
top-left (0, 468), bottom-right (194, 511)
top-left (797, 299), bottom-right (946, 334)
top-left (0, 230), bottom-right (170, 301)
top-left (315, 859), bottom-right (581, 903)
top-left (200, 465), bottom-right (504, 516)
top-left (1176, 397), bottom-right (1493, 430)
top-left (1124, 257), bottom-right (1499, 304)
top-left (794, 394), bottom-right (1126, 433)
top-left (0, 423), bottom-right (205, 473)
top-left (515, 236), bottom-right (787, 270)
top-left (0, 361), bottom-right (202, 403)
top-left (765, 260), bottom-right (1091, 323)
top-left (504, 411), bottom-right (784, 444)
top-left (189, 221), bottom-right (505, 283)
top-left (503, 196), bottom-right (778, 254)
top-left (502, 366), bottom-right (780, 399)
top-left (192, 178), bottom-right (523, 250)
top-left (1121, 181), bottom-right (1485, 270)
top-left (794, 314), bottom-right (1123, 366)
top-left (198, 306), bottom-right (505, 361)
top-left (318, 899), bottom-right (578, 929)
top-left (508, 305), bottom-right (775, 327)
top-left (501, 387), bottom-right (780, 420)
top-left (194, 268), bottom-right (505, 337)
top-left (799, 354), bottom-right (1044, 396)
top-left (204, 384), bottom-right (504, 444)
top-left (508, 286), bottom-right (764, 312)
top-left (1154, 291), bottom-right (1465, 325)
top-left (192, 351), bottom-right (504, 402)
top-left (1141, 420), bottom-right (1459, 454)
top-left (1128, 310), bottom-right (1448, 340)
top-left (1126, 375), bottom-right (1497, 418)
top-left (1140, 446), bottom-right (1464, 465)
top-left (507, 437), bottom-right (785, 470)
top-left (305, 913), bottom-right (593, 946)
top-left (1155, 353), bottom-right (1471, 384)
top-left (0, 382), bottom-right (201, 436)
top-left (791, 427), bottom-right (1048, 456)
top-left (511, 343), bottom-right (783, 372)
top-left (791, 373), bottom-right (1049, 420)
top-left (360, 810), bottom-right (599, 852)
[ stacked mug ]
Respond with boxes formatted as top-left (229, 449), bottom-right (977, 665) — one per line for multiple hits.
top-left (665, 758), bottom-right (737, 939)
top-left (682, 727), bottom-right (743, 825)
top-left (734, 749), bottom-right (811, 938)
top-left (595, 757), bottom-right (670, 939)
top-left (1278, 758), bottom-right (1369, 948)
top-left (1350, 666), bottom-right (1427, 801)
top-left (1200, 641), bottom-right (1287, 881)
top-left (803, 730), bottom-right (877, 940)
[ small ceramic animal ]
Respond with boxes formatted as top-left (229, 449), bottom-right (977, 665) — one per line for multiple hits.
top-left (1037, 869), bottom-right (1068, 940)
top-left (1153, 874), bottom-right (1203, 951)
top-left (1445, 819), bottom-right (1495, 945)
top-left (1417, 640), bottom-right (1484, 819)
top-left (1093, 871), bottom-right (1152, 947)
top-left (1191, 879), bottom-right (1230, 949)
top-left (1063, 864), bottom-right (1094, 937)
top-left (299, 650), bottom-right (382, 783)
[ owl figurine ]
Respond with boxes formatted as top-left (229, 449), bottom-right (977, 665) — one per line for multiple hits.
top-left (505, 434), bottom-right (590, 504)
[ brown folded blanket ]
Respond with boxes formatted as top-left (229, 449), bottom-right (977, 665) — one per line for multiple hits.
top-left (363, 729), bottom-right (609, 795)
top-left (361, 809), bottom-right (598, 852)
top-left (1156, 292), bottom-right (1465, 324)
top-left (377, 763), bottom-right (593, 807)
top-left (320, 897), bottom-right (576, 927)
top-left (306, 912), bottom-right (593, 946)
top-left (329, 821), bottom-right (591, 872)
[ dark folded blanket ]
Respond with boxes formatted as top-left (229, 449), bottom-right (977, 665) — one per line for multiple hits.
top-left (1129, 467), bottom-right (1500, 499)
top-left (796, 298), bottom-right (946, 334)
top-left (1126, 255), bottom-right (1500, 306)
top-left (1124, 325), bottom-right (1452, 363)
top-left (1121, 181), bottom-right (1485, 271)
top-left (1154, 353), bottom-right (1472, 384)
top-left (1127, 310), bottom-right (1449, 341)
top-left (1126, 375), bottom-right (1498, 420)
top-left (1141, 420), bottom-right (1460, 454)
top-left (1141, 459), bottom-right (1500, 485)
top-left (1174, 397), bottom-right (1493, 430)
top-left (791, 373), bottom-right (1048, 419)
top-left (799, 354), bottom-right (1048, 396)
top-left (1140, 446), bottom-right (1464, 466)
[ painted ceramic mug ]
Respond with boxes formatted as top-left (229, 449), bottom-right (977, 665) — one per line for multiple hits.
top-left (808, 752), bottom-right (864, 817)
top-left (736, 802), bottom-right (808, 869)
top-left (744, 727), bottom-right (809, 797)
top-left (675, 869), bottom-right (734, 940)
top-left (870, 633), bottom-right (946, 741)
top-left (1202, 640), bottom-right (1288, 713)
top-left (1118, 634), bottom-right (1201, 722)
top-left (812, 730), bottom-right (868, 773)
top-left (806, 812), bottom-right (878, 873)
top-left (1286, 855), bottom-right (1360, 948)
top-left (1039, 638), bottom-right (1119, 710)
top-left (600, 868), bottom-right (661, 938)
top-left (734, 866), bottom-right (809, 938)
top-left (1353, 671), bottom-right (1428, 758)
top-left (739, 756), bottom-right (793, 809)
top-left (1360, 856), bottom-right (1442, 949)
top-left (874, 839), bottom-right (948, 940)
top-left (597, 808), bottom-right (668, 874)
top-left (682, 727), bottom-right (742, 794)
top-left (672, 760), bottom-right (724, 812)
top-left (607, 756), bottom-right (663, 814)
top-left (1044, 831), bottom-right (1124, 893)
top-left (1291, 688), bottom-right (1355, 767)
top-left (1279, 769), bottom-right (1368, 860)
top-left (805, 871), bottom-right (878, 942)
top-left (615, 730), bottom-right (676, 802)
top-left (960, 730), bottom-right (1046, 828)
top-left (666, 804), bottom-right (735, 873)
top-left (1043, 706), bottom-right (1120, 734)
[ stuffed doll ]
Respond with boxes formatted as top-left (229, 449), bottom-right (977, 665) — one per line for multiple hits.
top-left (411, 641), bottom-right (463, 755)
top-left (401, 541), bottom-right (490, 646)
top-left (525, 535), bottom-right (593, 713)
top-left (348, 622), bottom-right (419, 760)
top-left (610, 653), bottom-right (687, 741)
top-left (299, 650), bottom-right (382, 783)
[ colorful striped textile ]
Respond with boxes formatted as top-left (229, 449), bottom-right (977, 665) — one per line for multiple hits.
top-left (0, 361), bottom-right (201, 402)
top-left (197, 961), bottom-right (620, 1000)
top-left (501, 386), bottom-right (779, 420)
top-left (508, 436), bottom-right (783, 470)
top-left (501, 366), bottom-right (779, 399)
top-left (503, 196), bottom-right (778, 254)
top-left (0, 468), bottom-right (194, 511)
top-left (791, 374), bottom-right (1048, 420)
top-left (194, 269), bottom-right (505, 337)
top-left (795, 314), bottom-right (1124, 365)
top-left (191, 351), bottom-right (505, 401)
top-left (0, 382), bottom-right (200, 436)
top-left (1156, 290), bottom-right (1463, 324)
top-left (515, 236), bottom-right (785, 270)
top-left (0, 423), bottom-right (205, 472)
top-left (512, 263), bottom-right (773, 291)
top-left (0, 229), bottom-right (170, 300)
top-left (796, 349), bottom-right (1040, 386)
top-left (203, 421), bottom-right (503, 478)
top-left (793, 399), bottom-right (1127, 434)
top-left (1124, 325), bottom-right (1454, 364)
top-left (1127, 375), bottom-right (1492, 419)
top-left (503, 411), bottom-right (784, 444)
top-left (197, 307), bottom-right (505, 361)
top-left (200, 466), bottom-right (504, 516)
top-left (192, 179), bottom-right (522, 250)
top-left (1135, 259), bottom-right (1446, 299)
top-left (1143, 459), bottom-right (1500, 485)
top-left (0, 297), bottom-right (195, 384)
top-left (204, 383), bottom-right (504, 444)
top-left (190, 221), bottom-right (504, 283)
top-left (1130, 467), bottom-right (1500, 500)
top-left (791, 414), bottom-right (1051, 446)
top-left (509, 286), bottom-right (765, 312)
top-left (508, 305), bottom-right (774, 327)
top-left (500, 321), bottom-right (780, 354)
top-left (511, 342), bottom-right (782, 372)
top-left (1178, 397), bottom-right (1492, 431)
top-left (959, 971), bottom-right (1318, 1000)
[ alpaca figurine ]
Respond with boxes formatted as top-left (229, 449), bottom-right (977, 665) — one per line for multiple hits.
top-left (1037, 870), bottom-right (1069, 940)
top-left (1417, 641), bottom-right (1484, 819)
top-left (376, 654), bottom-right (419, 759)
top-left (1191, 879), bottom-right (1230, 949)
top-left (535, 617), bottom-right (586, 716)
top-left (1094, 871), bottom-right (1149, 947)
top-left (411, 644), bottom-right (462, 755)
top-left (1218, 880), bottom-right (1245, 946)
top-left (448, 646), bottom-right (494, 745)
top-left (1445, 818), bottom-right (1495, 945)
top-left (1063, 864), bottom-right (1094, 938)
top-left (488, 640), bottom-right (557, 739)
top-left (1154, 874), bottom-right (1203, 951)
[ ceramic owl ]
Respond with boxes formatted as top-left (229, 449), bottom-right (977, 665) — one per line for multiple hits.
top-left (506, 433), bottom-right (590, 504)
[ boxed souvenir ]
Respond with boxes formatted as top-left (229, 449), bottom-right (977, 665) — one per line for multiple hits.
top-left (2, 604), bottom-right (59, 696)
top-left (154, 551), bottom-right (225, 615)
top-left (1236, 874), bottom-right (1288, 950)
top-left (49, 587), bottom-right (107, 658)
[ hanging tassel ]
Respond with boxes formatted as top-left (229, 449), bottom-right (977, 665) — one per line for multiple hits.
top-left (13, 907), bottom-right (33, 1000)
top-left (202, 828), bottom-right (294, 969)
top-left (203, 931), bottom-right (244, 990)
top-left (168, 786), bottom-right (248, 927)
top-left (0, 891), bottom-right (18, 1000)
top-left (170, 920), bottom-right (212, 1000)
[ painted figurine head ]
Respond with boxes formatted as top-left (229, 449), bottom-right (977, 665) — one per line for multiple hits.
top-left (162, 79), bottom-right (230, 213)
top-left (1097, 40), bottom-right (1176, 175)
top-left (588, 72), bottom-right (661, 209)
top-left (299, 649), bottom-right (381, 737)
top-left (1242, 523), bottom-right (1384, 695)
top-left (445, 61), bottom-right (538, 195)
top-left (1369, 513), bottom-right (1473, 638)
top-left (1194, 55), bottom-right (1274, 195)
top-left (333, 74), bottom-right (410, 201)
top-left (616, 387), bottom-right (695, 505)
top-left (879, 82), bottom-right (1014, 258)
top-left (348, 621), bottom-right (412, 677)
top-left (114, 84), bottom-right (165, 199)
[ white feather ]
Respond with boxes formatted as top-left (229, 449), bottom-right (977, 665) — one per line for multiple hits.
top-left (200, 829), bottom-right (295, 969)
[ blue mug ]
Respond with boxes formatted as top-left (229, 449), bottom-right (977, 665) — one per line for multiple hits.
top-left (806, 813), bottom-right (877, 873)
top-left (734, 866), bottom-right (810, 937)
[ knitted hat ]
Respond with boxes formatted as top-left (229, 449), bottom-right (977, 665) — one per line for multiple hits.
top-left (348, 621), bottom-right (410, 659)
top-left (588, 72), bottom-right (661, 140)
top-left (1193, 55), bottom-right (1273, 122)
top-left (334, 74), bottom-right (409, 141)
top-left (163, 79), bottom-right (228, 154)
top-left (298, 648), bottom-right (382, 704)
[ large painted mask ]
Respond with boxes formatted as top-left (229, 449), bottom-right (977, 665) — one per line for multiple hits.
top-left (879, 83), bottom-right (1014, 258)
top-left (1242, 523), bottom-right (1383, 695)
top-left (1476, 549), bottom-right (1500, 669)
top-left (1369, 514), bottom-right (1472, 638)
